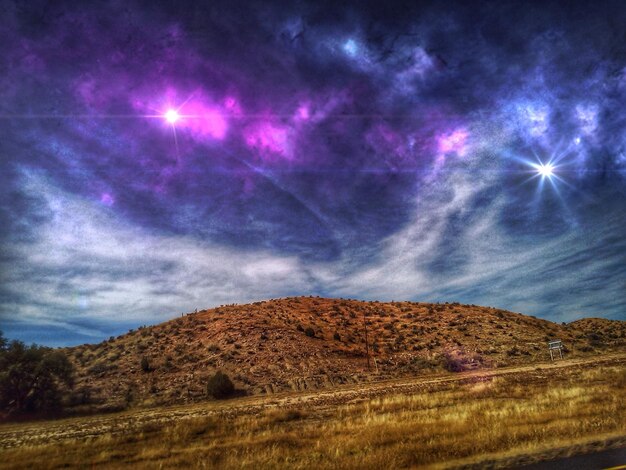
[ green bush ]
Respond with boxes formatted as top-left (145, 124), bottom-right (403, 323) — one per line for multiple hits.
top-left (206, 371), bottom-right (235, 399)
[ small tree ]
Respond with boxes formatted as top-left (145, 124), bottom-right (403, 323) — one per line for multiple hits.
top-left (305, 327), bottom-right (315, 338)
top-left (0, 332), bottom-right (74, 414)
top-left (206, 371), bottom-right (234, 399)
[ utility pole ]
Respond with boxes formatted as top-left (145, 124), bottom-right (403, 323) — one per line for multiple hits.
top-left (363, 312), bottom-right (371, 370)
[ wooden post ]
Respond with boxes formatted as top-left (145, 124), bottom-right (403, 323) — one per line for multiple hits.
top-left (363, 312), bottom-right (371, 371)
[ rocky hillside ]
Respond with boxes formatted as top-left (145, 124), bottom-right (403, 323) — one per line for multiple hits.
top-left (62, 297), bottom-right (626, 412)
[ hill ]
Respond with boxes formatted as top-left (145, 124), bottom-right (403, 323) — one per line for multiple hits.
top-left (62, 297), bottom-right (626, 413)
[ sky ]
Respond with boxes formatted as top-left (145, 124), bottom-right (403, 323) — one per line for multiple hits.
top-left (0, 0), bottom-right (625, 346)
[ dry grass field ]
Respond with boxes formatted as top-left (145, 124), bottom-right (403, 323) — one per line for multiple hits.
top-left (1, 353), bottom-right (624, 469)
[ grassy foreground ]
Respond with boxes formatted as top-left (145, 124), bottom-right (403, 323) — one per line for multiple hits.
top-left (1, 355), bottom-right (625, 469)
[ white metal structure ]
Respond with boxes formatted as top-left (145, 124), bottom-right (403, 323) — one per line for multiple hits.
top-left (548, 340), bottom-right (564, 361)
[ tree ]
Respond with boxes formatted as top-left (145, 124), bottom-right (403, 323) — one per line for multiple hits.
top-left (0, 331), bottom-right (74, 414)
top-left (206, 371), bottom-right (234, 399)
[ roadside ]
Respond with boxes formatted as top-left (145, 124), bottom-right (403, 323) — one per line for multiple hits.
top-left (1, 352), bottom-right (624, 451)
top-left (519, 445), bottom-right (626, 470)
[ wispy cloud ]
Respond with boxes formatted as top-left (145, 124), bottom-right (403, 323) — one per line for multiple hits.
top-left (1, 170), bottom-right (314, 341)
top-left (2, 163), bottom-right (624, 345)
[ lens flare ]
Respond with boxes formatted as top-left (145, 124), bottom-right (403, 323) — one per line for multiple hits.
top-left (537, 163), bottom-right (554, 178)
top-left (164, 109), bottom-right (180, 124)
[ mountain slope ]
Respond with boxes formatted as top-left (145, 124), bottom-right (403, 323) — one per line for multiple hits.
top-left (63, 297), bottom-right (626, 411)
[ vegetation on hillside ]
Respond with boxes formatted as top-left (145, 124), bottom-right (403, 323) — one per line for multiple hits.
top-left (58, 297), bottom-right (625, 413)
top-left (2, 298), bottom-right (624, 418)
top-left (206, 371), bottom-right (235, 399)
top-left (0, 331), bottom-right (74, 416)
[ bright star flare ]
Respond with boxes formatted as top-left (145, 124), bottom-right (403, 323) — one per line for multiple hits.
top-left (537, 163), bottom-right (554, 178)
top-left (164, 109), bottom-right (180, 124)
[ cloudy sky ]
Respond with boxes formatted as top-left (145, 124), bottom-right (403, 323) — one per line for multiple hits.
top-left (1, 0), bottom-right (625, 346)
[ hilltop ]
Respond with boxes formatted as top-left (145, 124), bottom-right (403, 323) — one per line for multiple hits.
top-left (63, 297), bottom-right (626, 412)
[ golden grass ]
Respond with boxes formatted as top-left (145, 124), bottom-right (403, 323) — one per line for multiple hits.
top-left (1, 361), bottom-right (624, 469)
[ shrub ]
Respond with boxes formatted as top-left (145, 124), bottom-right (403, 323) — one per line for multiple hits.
top-left (206, 371), bottom-right (235, 399)
top-left (87, 361), bottom-right (116, 376)
top-left (163, 355), bottom-right (175, 371)
top-left (333, 332), bottom-right (341, 341)
top-left (507, 346), bottom-right (520, 356)
top-left (305, 327), bottom-right (316, 338)
top-left (67, 385), bottom-right (93, 406)
top-left (587, 333), bottom-right (603, 347)
top-left (141, 356), bottom-right (151, 372)
top-left (442, 353), bottom-right (465, 372)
